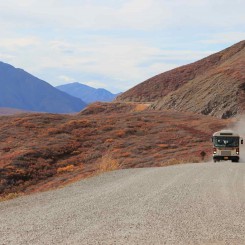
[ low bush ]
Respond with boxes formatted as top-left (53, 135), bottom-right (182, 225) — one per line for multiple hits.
top-left (97, 153), bottom-right (120, 173)
top-left (0, 192), bottom-right (22, 202)
top-left (57, 165), bottom-right (75, 174)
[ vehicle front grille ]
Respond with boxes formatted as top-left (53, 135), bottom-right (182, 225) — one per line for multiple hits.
top-left (221, 151), bottom-right (231, 156)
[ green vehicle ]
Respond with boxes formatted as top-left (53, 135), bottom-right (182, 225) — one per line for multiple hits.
top-left (212, 130), bottom-right (243, 162)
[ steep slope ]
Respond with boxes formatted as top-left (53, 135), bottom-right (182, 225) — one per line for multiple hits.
top-left (152, 42), bottom-right (245, 118)
top-left (0, 62), bottom-right (87, 113)
top-left (57, 82), bottom-right (118, 104)
top-left (116, 41), bottom-right (245, 118)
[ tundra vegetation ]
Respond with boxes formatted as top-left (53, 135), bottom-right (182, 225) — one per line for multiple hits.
top-left (0, 102), bottom-right (231, 199)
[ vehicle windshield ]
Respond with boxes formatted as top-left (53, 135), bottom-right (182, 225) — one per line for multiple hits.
top-left (214, 136), bottom-right (239, 147)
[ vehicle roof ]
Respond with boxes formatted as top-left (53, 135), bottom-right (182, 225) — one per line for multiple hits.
top-left (213, 130), bottom-right (240, 137)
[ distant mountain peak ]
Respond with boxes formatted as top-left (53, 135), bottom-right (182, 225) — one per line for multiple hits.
top-left (57, 82), bottom-right (118, 104)
top-left (0, 62), bottom-right (87, 113)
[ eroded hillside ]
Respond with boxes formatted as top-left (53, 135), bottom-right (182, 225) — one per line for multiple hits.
top-left (116, 41), bottom-right (245, 118)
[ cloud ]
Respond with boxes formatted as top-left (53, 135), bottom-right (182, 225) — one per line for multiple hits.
top-left (0, 35), bottom-right (216, 92)
top-left (0, 0), bottom-right (170, 31)
top-left (164, 0), bottom-right (245, 29)
top-left (58, 75), bottom-right (75, 83)
top-left (201, 32), bottom-right (245, 44)
top-left (84, 81), bottom-right (107, 89)
top-left (45, 37), bottom-right (210, 84)
top-left (0, 37), bottom-right (40, 49)
top-left (0, 53), bottom-right (15, 63)
top-left (0, 0), bottom-right (244, 92)
top-left (1, 0), bottom-right (244, 32)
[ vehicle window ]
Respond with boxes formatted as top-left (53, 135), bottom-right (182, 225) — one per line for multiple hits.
top-left (214, 137), bottom-right (239, 147)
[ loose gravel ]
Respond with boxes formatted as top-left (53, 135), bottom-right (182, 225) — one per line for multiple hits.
top-left (1, 162), bottom-right (245, 244)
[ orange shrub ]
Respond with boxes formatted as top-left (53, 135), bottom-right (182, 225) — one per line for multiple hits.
top-left (133, 103), bottom-right (149, 112)
top-left (0, 192), bottom-right (22, 202)
top-left (105, 138), bottom-right (114, 143)
top-left (97, 153), bottom-right (120, 173)
top-left (120, 152), bottom-right (130, 157)
top-left (115, 129), bottom-right (126, 137)
top-left (57, 165), bottom-right (75, 174)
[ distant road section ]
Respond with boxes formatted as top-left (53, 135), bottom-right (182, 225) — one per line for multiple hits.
top-left (1, 162), bottom-right (245, 244)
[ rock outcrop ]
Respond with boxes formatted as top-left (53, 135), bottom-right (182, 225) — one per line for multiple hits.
top-left (116, 41), bottom-right (245, 118)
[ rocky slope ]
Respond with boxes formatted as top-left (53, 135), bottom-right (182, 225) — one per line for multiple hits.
top-left (116, 41), bottom-right (245, 118)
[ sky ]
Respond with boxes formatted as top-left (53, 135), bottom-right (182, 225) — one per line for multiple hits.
top-left (0, 0), bottom-right (244, 93)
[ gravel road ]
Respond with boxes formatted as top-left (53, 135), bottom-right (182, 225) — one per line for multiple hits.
top-left (1, 162), bottom-right (245, 245)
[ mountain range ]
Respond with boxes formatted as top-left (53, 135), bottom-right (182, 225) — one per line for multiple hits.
top-left (117, 40), bottom-right (245, 118)
top-left (56, 82), bottom-right (119, 104)
top-left (0, 62), bottom-right (87, 113)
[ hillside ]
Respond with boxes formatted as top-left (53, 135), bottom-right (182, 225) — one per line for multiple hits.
top-left (0, 62), bottom-right (87, 113)
top-left (116, 41), bottom-right (245, 118)
top-left (0, 102), bottom-right (230, 198)
top-left (0, 108), bottom-right (29, 116)
top-left (57, 82), bottom-right (118, 104)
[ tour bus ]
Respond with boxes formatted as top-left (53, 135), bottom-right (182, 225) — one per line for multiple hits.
top-left (212, 130), bottom-right (243, 162)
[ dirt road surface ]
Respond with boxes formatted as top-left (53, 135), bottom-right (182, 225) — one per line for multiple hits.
top-left (1, 162), bottom-right (245, 244)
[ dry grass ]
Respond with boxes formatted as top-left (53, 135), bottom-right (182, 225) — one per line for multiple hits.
top-left (0, 192), bottom-right (22, 202)
top-left (115, 129), bottom-right (126, 137)
top-left (133, 103), bottom-right (150, 112)
top-left (57, 165), bottom-right (75, 174)
top-left (0, 102), bottom-right (231, 197)
top-left (97, 153), bottom-right (120, 174)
